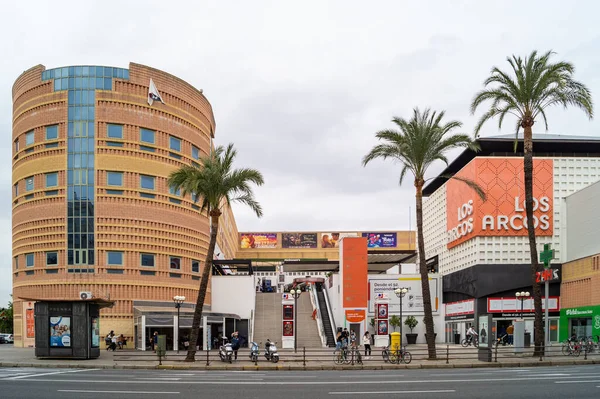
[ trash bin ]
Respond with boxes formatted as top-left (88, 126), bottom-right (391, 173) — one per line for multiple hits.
top-left (454, 333), bottom-right (461, 345)
top-left (524, 332), bottom-right (531, 348)
top-left (390, 332), bottom-right (401, 350)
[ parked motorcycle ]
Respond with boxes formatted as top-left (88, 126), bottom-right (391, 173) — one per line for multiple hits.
top-left (249, 341), bottom-right (260, 363)
top-left (263, 339), bottom-right (279, 363)
top-left (219, 342), bottom-right (234, 363)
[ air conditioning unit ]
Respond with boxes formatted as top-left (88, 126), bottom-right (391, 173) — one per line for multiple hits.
top-left (80, 291), bottom-right (93, 300)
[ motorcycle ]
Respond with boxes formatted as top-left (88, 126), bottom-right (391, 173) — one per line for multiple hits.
top-left (219, 342), bottom-right (234, 363)
top-left (249, 341), bottom-right (260, 363)
top-left (263, 339), bottom-right (279, 363)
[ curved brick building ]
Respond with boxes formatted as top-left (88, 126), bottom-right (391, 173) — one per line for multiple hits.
top-left (12, 63), bottom-right (238, 348)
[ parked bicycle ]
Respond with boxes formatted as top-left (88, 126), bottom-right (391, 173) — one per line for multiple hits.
top-left (334, 345), bottom-right (362, 365)
top-left (562, 337), bottom-right (582, 357)
top-left (382, 345), bottom-right (411, 364)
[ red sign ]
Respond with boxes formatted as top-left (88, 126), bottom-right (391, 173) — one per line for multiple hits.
top-left (536, 268), bottom-right (559, 283)
top-left (377, 320), bottom-right (388, 335)
top-left (377, 303), bottom-right (388, 319)
top-left (282, 321), bottom-right (294, 337)
top-left (282, 305), bottom-right (294, 320)
top-left (26, 309), bottom-right (35, 338)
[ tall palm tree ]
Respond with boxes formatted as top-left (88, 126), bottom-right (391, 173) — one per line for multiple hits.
top-left (168, 143), bottom-right (264, 362)
top-left (363, 108), bottom-right (482, 359)
top-left (471, 50), bottom-right (593, 356)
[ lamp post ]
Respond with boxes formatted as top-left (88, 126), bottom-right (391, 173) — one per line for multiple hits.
top-left (290, 288), bottom-right (301, 353)
top-left (515, 291), bottom-right (530, 319)
top-left (395, 287), bottom-right (409, 346)
top-left (173, 295), bottom-right (185, 353)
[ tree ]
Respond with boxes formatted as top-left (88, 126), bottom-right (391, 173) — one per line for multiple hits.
top-left (0, 296), bottom-right (14, 333)
top-left (168, 143), bottom-right (264, 362)
top-left (363, 108), bottom-right (483, 359)
top-left (471, 50), bottom-right (593, 356)
top-left (389, 315), bottom-right (401, 332)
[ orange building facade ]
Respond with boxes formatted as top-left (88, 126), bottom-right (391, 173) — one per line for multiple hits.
top-left (12, 63), bottom-right (237, 347)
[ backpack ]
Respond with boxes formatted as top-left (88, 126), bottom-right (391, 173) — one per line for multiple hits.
top-left (231, 337), bottom-right (240, 350)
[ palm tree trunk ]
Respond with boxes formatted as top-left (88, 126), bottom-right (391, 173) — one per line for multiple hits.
top-left (415, 179), bottom-right (436, 359)
top-left (523, 125), bottom-right (544, 357)
top-left (185, 209), bottom-right (221, 362)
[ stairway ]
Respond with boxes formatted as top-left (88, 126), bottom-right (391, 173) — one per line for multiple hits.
top-left (252, 293), bottom-right (283, 346)
top-left (315, 283), bottom-right (336, 347)
top-left (296, 293), bottom-right (323, 348)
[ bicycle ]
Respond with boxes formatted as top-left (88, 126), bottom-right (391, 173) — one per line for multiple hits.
top-left (388, 345), bottom-right (412, 364)
top-left (461, 335), bottom-right (479, 348)
top-left (333, 347), bottom-right (348, 364)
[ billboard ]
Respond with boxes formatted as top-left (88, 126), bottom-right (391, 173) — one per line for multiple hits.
top-left (50, 316), bottom-right (71, 347)
top-left (446, 158), bottom-right (554, 249)
top-left (240, 233), bottom-right (278, 249)
top-left (282, 233), bottom-right (318, 249)
top-left (362, 232), bottom-right (397, 248)
top-left (26, 308), bottom-right (35, 338)
top-left (321, 232), bottom-right (358, 248)
top-left (368, 277), bottom-right (439, 314)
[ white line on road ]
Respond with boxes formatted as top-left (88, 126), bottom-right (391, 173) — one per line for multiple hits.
top-left (555, 380), bottom-right (600, 384)
top-left (7, 368), bottom-right (99, 380)
top-left (58, 390), bottom-right (179, 394)
top-left (338, 375), bottom-right (403, 378)
top-left (329, 390), bottom-right (456, 395)
top-left (135, 377), bottom-right (182, 381)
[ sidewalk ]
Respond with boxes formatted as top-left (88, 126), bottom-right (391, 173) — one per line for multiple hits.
top-left (1, 345), bottom-right (599, 370)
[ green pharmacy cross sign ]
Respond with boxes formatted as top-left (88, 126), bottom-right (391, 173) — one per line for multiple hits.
top-left (540, 243), bottom-right (555, 269)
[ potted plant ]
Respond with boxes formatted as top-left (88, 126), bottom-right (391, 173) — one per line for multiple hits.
top-left (389, 315), bottom-right (401, 332)
top-left (404, 316), bottom-right (418, 345)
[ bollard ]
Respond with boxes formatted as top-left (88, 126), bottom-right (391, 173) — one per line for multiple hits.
top-left (494, 343), bottom-right (498, 363)
top-left (446, 345), bottom-right (449, 364)
top-left (539, 344), bottom-right (543, 362)
top-left (585, 345), bottom-right (588, 360)
top-left (206, 348), bottom-right (210, 366)
top-left (303, 347), bottom-right (306, 367)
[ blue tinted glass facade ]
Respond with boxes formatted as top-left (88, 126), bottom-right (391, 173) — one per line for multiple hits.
top-left (42, 65), bottom-right (129, 269)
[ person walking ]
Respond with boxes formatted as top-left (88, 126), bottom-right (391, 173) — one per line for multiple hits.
top-left (362, 332), bottom-right (372, 358)
top-left (231, 332), bottom-right (240, 360)
top-left (506, 323), bottom-right (514, 345)
top-left (152, 331), bottom-right (158, 352)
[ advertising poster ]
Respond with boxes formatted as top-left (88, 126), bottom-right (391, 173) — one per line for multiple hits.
top-left (320, 232), bottom-right (358, 248)
top-left (26, 309), bottom-right (35, 338)
top-left (369, 277), bottom-right (439, 313)
top-left (479, 318), bottom-right (489, 347)
top-left (282, 233), bottom-right (318, 249)
top-left (50, 316), bottom-right (71, 347)
top-left (283, 321), bottom-right (294, 337)
top-left (240, 233), bottom-right (277, 249)
top-left (377, 303), bottom-right (389, 319)
top-left (377, 320), bottom-right (388, 335)
top-left (362, 232), bottom-right (397, 248)
top-left (91, 317), bottom-right (100, 348)
top-left (283, 304), bottom-right (294, 320)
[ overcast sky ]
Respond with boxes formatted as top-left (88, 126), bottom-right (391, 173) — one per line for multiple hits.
top-left (1, 0), bottom-right (600, 306)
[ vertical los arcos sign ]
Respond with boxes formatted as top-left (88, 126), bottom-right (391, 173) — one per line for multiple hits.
top-left (446, 158), bottom-right (554, 249)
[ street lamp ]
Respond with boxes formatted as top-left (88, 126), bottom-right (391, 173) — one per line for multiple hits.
top-left (515, 291), bottom-right (530, 319)
top-left (290, 289), bottom-right (301, 353)
top-left (395, 287), bottom-right (409, 346)
top-left (173, 295), bottom-right (186, 353)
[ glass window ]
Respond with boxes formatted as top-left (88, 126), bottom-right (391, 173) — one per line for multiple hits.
top-left (192, 260), bottom-right (200, 273)
top-left (140, 175), bottom-right (155, 190)
top-left (140, 128), bottom-right (155, 144)
top-left (192, 146), bottom-right (200, 160)
top-left (46, 252), bottom-right (58, 266)
top-left (14, 139), bottom-right (19, 153)
top-left (107, 251), bottom-right (123, 265)
top-left (14, 256), bottom-right (18, 269)
top-left (26, 130), bottom-right (35, 146)
top-left (191, 192), bottom-right (198, 203)
top-left (26, 253), bottom-right (34, 267)
top-left (107, 124), bottom-right (123, 139)
top-left (46, 172), bottom-right (58, 187)
top-left (26, 177), bottom-right (34, 191)
top-left (14, 183), bottom-right (18, 197)
top-left (170, 136), bottom-right (181, 152)
top-left (107, 172), bottom-right (123, 186)
top-left (141, 253), bottom-right (155, 267)
top-left (46, 125), bottom-right (58, 140)
top-left (169, 186), bottom-right (181, 196)
top-left (170, 257), bottom-right (181, 269)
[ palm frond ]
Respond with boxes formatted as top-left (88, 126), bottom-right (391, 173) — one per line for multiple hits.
top-left (441, 175), bottom-right (487, 201)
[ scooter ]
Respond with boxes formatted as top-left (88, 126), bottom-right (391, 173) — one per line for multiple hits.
top-left (219, 342), bottom-right (233, 363)
top-left (263, 339), bottom-right (279, 363)
top-left (249, 341), bottom-right (259, 363)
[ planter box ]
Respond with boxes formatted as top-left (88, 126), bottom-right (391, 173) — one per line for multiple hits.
top-left (405, 333), bottom-right (418, 345)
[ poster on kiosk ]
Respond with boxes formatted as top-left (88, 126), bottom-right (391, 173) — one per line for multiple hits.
top-left (281, 293), bottom-right (295, 349)
top-left (374, 293), bottom-right (390, 347)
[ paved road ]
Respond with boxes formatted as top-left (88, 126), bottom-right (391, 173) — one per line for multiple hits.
top-left (1, 365), bottom-right (600, 398)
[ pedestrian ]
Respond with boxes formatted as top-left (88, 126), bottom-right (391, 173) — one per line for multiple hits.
top-left (363, 332), bottom-right (372, 358)
top-left (335, 330), bottom-right (343, 350)
top-left (110, 333), bottom-right (118, 351)
top-left (153, 331), bottom-right (158, 352)
top-left (231, 332), bottom-right (240, 360)
top-left (506, 323), bottom-right (514, 345)
top-left (350, 330), bottom-right (357, 348)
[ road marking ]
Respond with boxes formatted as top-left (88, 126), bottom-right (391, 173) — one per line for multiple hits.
top-left (7, 369), bottom-right (99, 380)
top-left (136, 377), bottom-right (182, 381)
top-left (339, 374), bottom-right (403, 378)
top-left (329, 390), bottom-right (456, 395)
top-left (58, 390), bottom-right (179, 394)
top-left (555, 380), bottom-right (600, 384)
top-left (522, 373), bottom-right (570, 377)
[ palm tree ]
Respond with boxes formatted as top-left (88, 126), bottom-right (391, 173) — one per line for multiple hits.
top-left (168, 143), bottom-right (264, 362)
top-left (471, 50), bottom-right (593, 356)
top-left (363, 108), bottom-right (482, 359)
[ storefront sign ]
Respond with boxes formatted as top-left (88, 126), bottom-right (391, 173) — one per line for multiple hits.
top-left (560, 306), bottom-right (600, 341)
top-left (488, 296), bottom-right (559, 313)
top-left (446, 158), bottom-right (554, 249)
top-left (368, 277), bottom-right (439, 314)
top-left (536, 268), bottom-right (560, 282)
top-left (445, 299), bottom-right (474, 316)
top-left (345, 309), bottom-right (366, 323)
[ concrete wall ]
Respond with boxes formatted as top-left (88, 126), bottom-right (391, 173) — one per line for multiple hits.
top-left (565, 179), bottom-right (600, 262)
top-left (211, 275), bottom-right (255, 319)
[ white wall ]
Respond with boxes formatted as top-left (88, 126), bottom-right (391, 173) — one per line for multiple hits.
top-left (211, 275), bottom-right (256, 319)
top-left (566, 179), bottom-right (600, 261)
top-left (323, 274), bottom-right (341, 329)
top-left (423, 157), bottom-right (600, 275)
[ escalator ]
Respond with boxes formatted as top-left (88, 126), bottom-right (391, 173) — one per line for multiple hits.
top-left (315, 283), bottom-right (336, 347)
